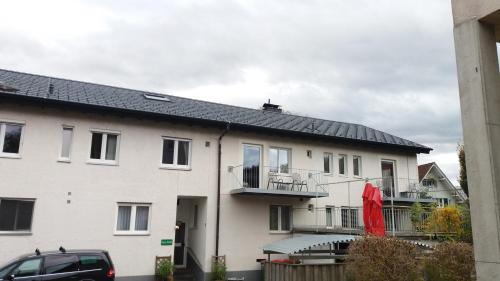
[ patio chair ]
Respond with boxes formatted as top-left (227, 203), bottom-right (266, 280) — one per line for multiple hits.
top-left (291, 173), bottom-right (307, 191)
top-left (267, 172), bottom-right (284, 190)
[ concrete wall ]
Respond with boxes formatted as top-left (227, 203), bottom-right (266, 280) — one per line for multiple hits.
top-left (452, 1), bottom-right (500, 280)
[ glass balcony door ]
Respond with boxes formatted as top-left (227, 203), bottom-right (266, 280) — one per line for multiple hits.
top-left (243, 144), bottom-right (262, 188)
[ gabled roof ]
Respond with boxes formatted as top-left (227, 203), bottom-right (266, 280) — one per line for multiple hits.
top-left (418, 162), bottom-right (435, 181)
top-left (0, 68), bottom-right (432, 153)
top-left (418, 162), bottom-right (468, 202)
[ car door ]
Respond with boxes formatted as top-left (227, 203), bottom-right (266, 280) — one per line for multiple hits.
top-left (41, 255), bottom-right (79, 281)
top-left (77, 254), bottom-right (109, 281)
top-left (8, 258), bottom-right (42, 281)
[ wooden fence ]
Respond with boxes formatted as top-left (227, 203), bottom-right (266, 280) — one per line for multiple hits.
top-left (263, 262), bottom-right (347, 281)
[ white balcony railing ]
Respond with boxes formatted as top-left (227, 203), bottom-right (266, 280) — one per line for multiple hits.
top-left (229, 165), bottom-right (328, 195)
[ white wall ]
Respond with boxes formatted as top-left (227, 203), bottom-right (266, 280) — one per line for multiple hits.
top-left (0, 102), bottom-right (219, 277)
top-left (0, 101), bottom-right (421, 276)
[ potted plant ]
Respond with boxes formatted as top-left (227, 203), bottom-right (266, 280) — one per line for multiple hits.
top-left (156, 259), bottom-right (174, 281)
top-left (212, 262), bottom-right (227, 281)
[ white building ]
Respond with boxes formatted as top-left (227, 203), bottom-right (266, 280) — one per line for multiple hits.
top-left (0, 69), bottom-right (432, 281)
top-left (418, 162), bottom-right (467, 206)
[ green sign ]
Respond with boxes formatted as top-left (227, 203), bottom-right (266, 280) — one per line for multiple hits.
top-left (161, 239), bottom-right (173, 246)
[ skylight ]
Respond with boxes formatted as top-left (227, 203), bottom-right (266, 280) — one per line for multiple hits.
top-left (143, 93), bottom-right (171, 102)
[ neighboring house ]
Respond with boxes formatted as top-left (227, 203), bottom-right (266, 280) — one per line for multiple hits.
top-left (0, 69), bottom-right (432, 281)
top-left (418, 162), bottom-right (468, 206)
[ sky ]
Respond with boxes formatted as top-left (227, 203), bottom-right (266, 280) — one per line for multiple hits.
top-left (0, 0), bottom-right (464, 184)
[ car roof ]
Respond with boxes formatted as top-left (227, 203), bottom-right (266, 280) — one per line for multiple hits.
top-left (17, 249), bottom-right (108, 260)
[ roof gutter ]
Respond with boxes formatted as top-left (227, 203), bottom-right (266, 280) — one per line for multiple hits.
top-left (215, 122), bottom-right (230, 257)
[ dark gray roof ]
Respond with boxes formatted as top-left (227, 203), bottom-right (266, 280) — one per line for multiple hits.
top-left (0, 68), bottom-right (431, 153)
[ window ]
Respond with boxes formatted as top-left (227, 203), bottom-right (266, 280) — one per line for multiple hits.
top-left (0, 122), bottom-right (23, 157)
top-left (326, 207), bottom-right (334, 228)
top-left (437, 198), bottom-right (449, 207)
top-left (115, 203), bottom-right (151, 234)
top-left (338, 154), bottom-right (347, 176)
top-left (0, 199), bottom-right (35, 232)
top-left (10, 258), bottom-right (41, 278)
top-left (269, 148), bottom-right (290, 173)
top-left (269, 205), bottom-right (291, 232)
top-left (161, 138), bottom-right (192, 169)
top-left (44, 255), bottom-right (79, 274)
top-left (79, 255), bottom-right (107, 271)
top-left (341, 208), bottom-right (358, 229)
top-left (89, 131), bottom-right (119, 164)
top-left (143, 93), bottom-right (171, 102)
top-left (323, 153), bottom-right (333, 174)
top-left (59, 126), bottom-right (73, 161)
top-left (422, 179), bottom-right (436, 187)
top-left (353, 156), bottom-right (362, 177)
top-left (192, 204), bottom-right (198, 228)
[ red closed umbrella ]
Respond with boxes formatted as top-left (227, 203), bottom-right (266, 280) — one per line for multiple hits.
top-left (369, 187), bottom-right (385, 237)
top-left (362, 183), bottom-right (375, 234)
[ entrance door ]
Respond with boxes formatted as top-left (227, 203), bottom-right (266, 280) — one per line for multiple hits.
top-left (381, 160), bottom-right (396, 197)
top-left (243, 144), bottom-right (262, 188)
top-left (174, 221), bottom-right (187, 268)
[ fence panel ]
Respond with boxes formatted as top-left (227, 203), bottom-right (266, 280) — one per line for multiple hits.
top-left (264, 262), bottom-right (347, 281)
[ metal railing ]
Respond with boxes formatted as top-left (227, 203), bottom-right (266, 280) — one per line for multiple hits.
top-left (293, 207), bottom-right (364, 233)
top-left (293, 206), bottom-right (432, 235)
top-left (229, 165), bottom-right (327, 193)
top-left (374, 177), bottom-right (432, 200)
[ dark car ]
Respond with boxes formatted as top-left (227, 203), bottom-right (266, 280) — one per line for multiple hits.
top-left (0, 248), bottom-right (115, 281)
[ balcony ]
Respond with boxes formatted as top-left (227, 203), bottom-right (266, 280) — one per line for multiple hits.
top-left (228, 165), bottom-right (329, 198)
top-left (376, 177), bottom-right (436, 204)
top-left (293, 206), bottom-right (432, 236)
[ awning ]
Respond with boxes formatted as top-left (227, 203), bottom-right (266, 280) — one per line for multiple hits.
top-left (263, 234), bottom-right (359, 254)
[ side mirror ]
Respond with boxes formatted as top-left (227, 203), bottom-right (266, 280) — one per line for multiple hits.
top-left (6, 274), bottom-right (15, 281)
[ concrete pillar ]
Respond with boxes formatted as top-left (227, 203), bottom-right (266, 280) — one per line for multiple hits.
top-left (451, 1), bottom-right (500, 280)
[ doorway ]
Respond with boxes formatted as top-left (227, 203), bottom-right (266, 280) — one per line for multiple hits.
top-left (243, 144), bottom-right (262, 188)
top-left (174, 220), bottom-right (187, 268)
top-left (381, 160), bottom-right (397, 197)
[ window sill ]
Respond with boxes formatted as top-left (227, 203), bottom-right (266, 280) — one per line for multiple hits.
top-left (113, 232), bottom-right (150, 236)
top-left (0, 153), bottom-right (21, 159)
top-left (86, 160), bottom-right (118, 166)
top-left (269, 230), bottom-right (291, 234)
top-left (159, 165), bottom-right (191, 171)
top-left (0, 231), bottom-right (32, 236)
top-left (57, 158), bottom-right (71, 163)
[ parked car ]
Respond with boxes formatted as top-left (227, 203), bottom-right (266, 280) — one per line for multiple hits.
top-left (0, 248), bottom-right (115, 281)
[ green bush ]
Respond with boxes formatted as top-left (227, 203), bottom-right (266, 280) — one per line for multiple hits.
top-left (212, 262), bottom-right (227, 281)
top-left (425, 242), bottom-right (474, 281)
top-left (346, 236), bottom-right (422, 281)
top-left (458, 203), bottom-right (473, 243)
top-left (156, 259), bottom-right (174, 280)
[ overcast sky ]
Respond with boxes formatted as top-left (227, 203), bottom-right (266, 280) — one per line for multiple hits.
top-left (0, 0), bottom-right (464, 184)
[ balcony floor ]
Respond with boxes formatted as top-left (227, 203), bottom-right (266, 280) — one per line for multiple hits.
top-left (230, 187), bottom-right (329, 198)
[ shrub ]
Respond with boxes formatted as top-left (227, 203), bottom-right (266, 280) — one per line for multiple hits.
top-left (425, 242), bottom-right (475, 281)
top-left (458, 203), bottom-right (473, 243)
top-left (410, 202), bottom-right (424, 231)
top-left (155, 259), bottom-right (174, 280)
top-left (346, 236), bottom-right (422, 281)
top-left (212, 262), bottom-right (227, 281)
top-left (425, 206), bottom-right (462, 237)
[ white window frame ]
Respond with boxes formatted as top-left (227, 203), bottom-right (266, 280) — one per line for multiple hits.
top-left (338, 154), bottom-right (348, 176)
top-left (269, 147), bottom-right (291, 174)
top-left (0, 198), bottom-right (36, 235)
top-left (323, 152), bottom-right (333, 174)
top-left (87, 129), bottom-right (120, 165)
top-left (353, 155), bottom-right (362, 177)
top-left (160, 137), bottom-right (192, 170)
top-left (114, 203), bottom-right (151, 235)
top-left (269, 205), bottom-right (292, 233)
top-left (0, 120), bottom-right (25, 159)
top-left (58, 125), bottom-right (74, 163)
top-left (325, 206), bottom-right (335, 229)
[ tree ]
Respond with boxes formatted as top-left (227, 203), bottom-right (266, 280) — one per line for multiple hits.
top-left (458, 144), bottom-right (469, 196)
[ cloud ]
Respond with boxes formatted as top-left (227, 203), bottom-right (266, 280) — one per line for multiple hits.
top-left (0, 0), bottom-right (463, 183)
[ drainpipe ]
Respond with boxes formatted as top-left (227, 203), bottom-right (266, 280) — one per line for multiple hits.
top-left (216, 122), bottom-right (230, 257)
